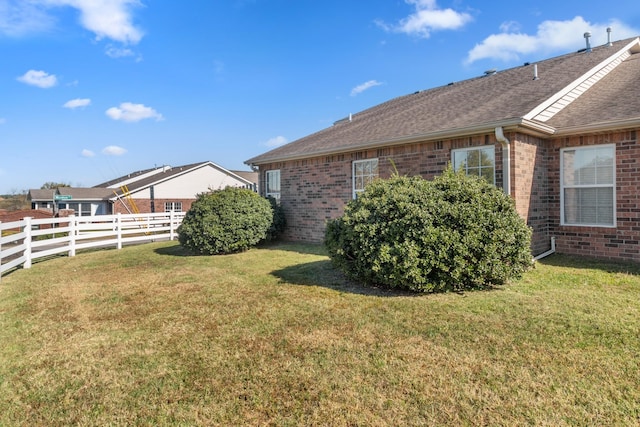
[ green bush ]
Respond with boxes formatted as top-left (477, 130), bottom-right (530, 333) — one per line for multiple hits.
top-left (264, 196), bottom-right (286, 242)
top-left (325, 166), bottom-right (533, 292)
top-left (178, 187), bottom-right (273, 255)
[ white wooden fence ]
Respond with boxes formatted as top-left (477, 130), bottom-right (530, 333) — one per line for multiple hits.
top-left (0, 212), bottom-right (185, 280)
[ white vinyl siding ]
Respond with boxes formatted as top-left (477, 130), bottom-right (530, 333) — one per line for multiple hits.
top-left (352, 159), bottom-right (378, 198)
top-left (452, 146), bottom-right (496, 184)
top-left (265, 170), bottom-right (281, 200)
top-left (561, 144), bottom-right (615, 227)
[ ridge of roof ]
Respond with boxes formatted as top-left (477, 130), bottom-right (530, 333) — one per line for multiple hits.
top-left (108, 161), bottom-right (211, 195)
top-left (246, 36), bottom-right (640, 166)
top-left (93, 166), bottom-right (161, 188)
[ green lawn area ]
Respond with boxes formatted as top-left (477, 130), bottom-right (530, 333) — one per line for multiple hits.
top-left (1, 241), bottom-right (639, 426)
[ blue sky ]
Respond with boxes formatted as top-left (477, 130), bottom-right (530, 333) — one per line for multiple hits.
top-left (1, 0), bottom-right (639, 193)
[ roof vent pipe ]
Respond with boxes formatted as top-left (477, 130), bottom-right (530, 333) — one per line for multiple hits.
top-left (584, 31), bottom-right (592, 52)
top-left (533, 64), bottom-right (539, 80)
top-left (607, 27), bottom-right (613, 46)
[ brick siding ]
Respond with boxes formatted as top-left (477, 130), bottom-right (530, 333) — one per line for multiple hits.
top-left (112, 198), bottom-right (196, 215)
top-left (259, 133), bottom-right (518, 243)
top-left (0, 209), bottom-right (54, 231)
top-left (548, 130), bottom-right (640, 261)
top-left (258, 128), bottom-right (640, 262)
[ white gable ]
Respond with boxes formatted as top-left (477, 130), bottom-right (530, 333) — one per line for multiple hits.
top-left (130, 164), bottom-right (252, 199)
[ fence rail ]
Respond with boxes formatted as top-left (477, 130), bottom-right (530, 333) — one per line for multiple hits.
top-left (0, 212), bottom-right (185, 280)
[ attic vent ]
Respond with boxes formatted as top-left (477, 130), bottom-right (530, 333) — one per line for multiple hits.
top-left (483, 68), bottom-right (497, 76)
top-left (333, 114), bottom-right (353, 125)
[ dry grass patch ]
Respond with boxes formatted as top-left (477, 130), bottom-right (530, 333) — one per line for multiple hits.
top-left (1, 242), bottom-right (639, 425)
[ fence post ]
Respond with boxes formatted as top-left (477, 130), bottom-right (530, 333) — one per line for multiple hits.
top-left (0, 221), bottom-right (3, 266)
top-left (68, 215), bottom-right (76, 257)
top-left (23, 217), bottom-right (32, 269)
top-left (117, 213), bottom-right (122, 250)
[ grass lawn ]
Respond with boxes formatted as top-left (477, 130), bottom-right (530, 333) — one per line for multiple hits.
top-left (1, 241), bottom-right (639, 426)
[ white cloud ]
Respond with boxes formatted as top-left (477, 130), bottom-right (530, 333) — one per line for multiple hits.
top-left (63, 98), bottom-right (91, 109)
top-left (377, 0), bottom-right (472, 38)
top-left (102, 145), bottom-right (127, 156)
top-left (350, 80), bottom-right (383, 96)
top-left (264, 136), bottom-right (288, 147)
top-left (0, 1), bottom-right (55, 37)
top-left (466, 17), bottom-right (640, 64)
top-left (42, 0), bottom-right (143, 44)
top-left (17, 69), bottom-right (57, 88)
top-left (105, 102), bottom-right (164, 122)
top-left (81, 149), bottom-right (95, 157)
top-left (105, 45), bottom-right (134, 58)
top-left (1, 1), bottom-right (143, 51)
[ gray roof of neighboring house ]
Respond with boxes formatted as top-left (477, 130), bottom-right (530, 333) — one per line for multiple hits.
top-left (94, 166), bottom-right (161, 188)
top-left (57, 187), bottom-right (115, 200)
top-left (246, 36), bottom-right (640, 165)
top-left (28, 187), bottom-right (113, 201)
top-left (27, 189), bottom-right (56, 201)
top-left (230, 170), bottom-right (259, 184)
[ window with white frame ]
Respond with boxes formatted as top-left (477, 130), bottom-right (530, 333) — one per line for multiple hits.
top-left (561, 144), bottom-right (615, 227)
top-left (265, 170), bottom-right (281, 200)
top-left (452, 146), bottom-right (495, 184)
top-left (164, 202), bottom-right (182, 213)
top-left (353, 158), bottom-right (379, 198)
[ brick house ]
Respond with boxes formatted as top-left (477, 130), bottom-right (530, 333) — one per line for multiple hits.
top-left (246, 35), bottom-right (640, 261)
top-left (28, 161), bottom-right (258, 216)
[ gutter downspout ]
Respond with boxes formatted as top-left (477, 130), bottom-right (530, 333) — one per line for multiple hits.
top-left (494, 126), bottom-right (511, 195)
top-left (534, 237), bottom-right (556, 261)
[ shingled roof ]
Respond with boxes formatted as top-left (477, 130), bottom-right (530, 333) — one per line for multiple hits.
top-left (247, 36), bottom-right (640, 165)
top-left (27, 187), bottom-right (113, 202)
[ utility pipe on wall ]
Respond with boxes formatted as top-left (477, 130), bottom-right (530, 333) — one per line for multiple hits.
top-left (494, 126), bottom-right (511, 195)
top-left (534, 237), bottom-right (556, 261)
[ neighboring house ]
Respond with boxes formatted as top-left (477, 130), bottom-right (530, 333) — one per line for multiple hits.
top-left (29, 186), bottom-right (123, 216)
top-left (246, 34), bottom-right (640, 262)
top-left (28, 161), bottom-right (258, 216)
top-left (28, 189), bottom-right (57, 211)
top-left (99, 161), bottom-right (257, 214)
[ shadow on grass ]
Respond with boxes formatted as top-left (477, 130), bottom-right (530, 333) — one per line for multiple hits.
top-left (536, 253), bottom-right (640, 275)
top-left (153, 241), bottom-right (327, 258)
top-left (256, 241), bottom-right (328, 256)
top-left (271, 259), bottom-right (419, 297)
top-left (154, 244), bottom-right (193, 257)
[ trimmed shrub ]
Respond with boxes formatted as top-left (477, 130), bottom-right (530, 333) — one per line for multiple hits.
top-left (178, 187), bottom-right (273, 255)
top-left (325, 166), bottom-right (533, 292)
top-left (264, 196), bottom-right (286, 242)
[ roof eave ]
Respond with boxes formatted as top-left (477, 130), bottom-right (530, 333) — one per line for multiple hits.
top-left (552, 117), bottom-right (640, 137)
top-left (246, 119), bottom-right (557, 166)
